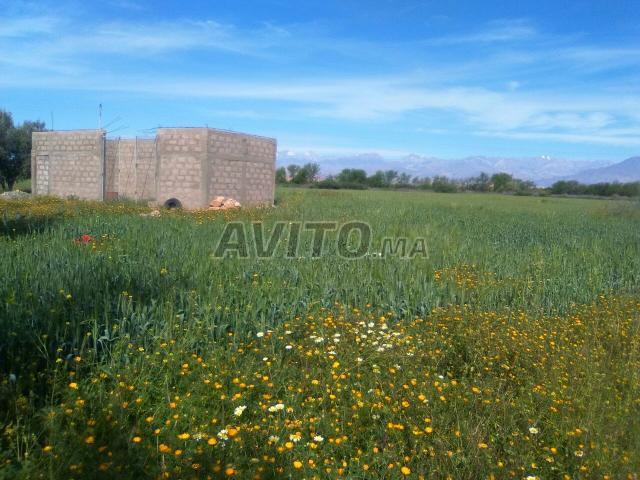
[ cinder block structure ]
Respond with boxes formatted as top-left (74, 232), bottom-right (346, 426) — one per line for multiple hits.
top-left (31, 127), bottom-right (276, 209)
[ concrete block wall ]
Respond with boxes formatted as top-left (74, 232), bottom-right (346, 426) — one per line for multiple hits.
top-left (105, 138), bottom-right (156, 200)
top-left (104, 139), bottom-right (118, 199)
top-left (208, 130), bottom-right (245, 203)
top-left (131, 139), bottom-right (156, 200)
top-left (31, 130), bottom-right (105, 200)
top-left (156, 128), bottom-right (208, 209)
top-left (32, 127), bottom-right (276, 208)
top-left (207, 129), bottom-right (276, 206)
top-left (243, 135), bottom-right (276, 205)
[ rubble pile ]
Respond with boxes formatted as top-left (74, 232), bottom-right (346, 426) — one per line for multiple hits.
top-left (208, 196), bottom-right (241, 210)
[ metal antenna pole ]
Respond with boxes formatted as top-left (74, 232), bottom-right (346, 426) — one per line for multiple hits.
top-left (117, 138), bottom-right (121, 199)
top-left (134, 136), bottom-right (138, 202)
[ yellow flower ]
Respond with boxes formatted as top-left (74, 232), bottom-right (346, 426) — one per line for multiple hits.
top-left (159, 443), bottom-right (171, 453)
top-left (478, 442), bottom-right (488, 449)
top-left (132, 436), bottom-right (142, 443)
top-left (207, 437), bottom-right (218, 445)
top-left (401, 466), bottom-right (411, 475)
top-left (84, 436), bottom-right (95, 445)
top-left (293, 460), bottom-right (303, 469)
top-left (69, 382), bottom-right (78, 390)
top-left (177, 432), bottom-right (190, 440)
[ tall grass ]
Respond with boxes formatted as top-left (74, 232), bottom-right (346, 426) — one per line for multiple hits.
top-left (0, 189), bottom-right (639, 478)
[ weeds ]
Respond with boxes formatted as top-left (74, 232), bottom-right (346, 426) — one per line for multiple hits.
top-left (1, 189), bottom-right (639, 478)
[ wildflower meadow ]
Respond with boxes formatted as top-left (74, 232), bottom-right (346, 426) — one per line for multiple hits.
top-left (1, 188), bottom-right (639, 479)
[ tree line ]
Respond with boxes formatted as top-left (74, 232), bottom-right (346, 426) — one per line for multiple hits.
top-left (0, 110), bottom-right (45, 191)
top-left (549, 180), bottom-right (640, 197)
top-left (277, 163), bottom-right (640, 197)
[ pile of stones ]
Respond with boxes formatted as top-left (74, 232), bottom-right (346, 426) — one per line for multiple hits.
top-left (208, 196), bottom-right (241, 210)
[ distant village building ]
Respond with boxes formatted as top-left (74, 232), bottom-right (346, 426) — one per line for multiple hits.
top-left (31, 127), bottom-right (276, 209)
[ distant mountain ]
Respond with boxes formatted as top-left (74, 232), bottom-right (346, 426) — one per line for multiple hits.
top-left (393, 155), bottom-right (610, 182)
top-left (539, 156), bottom-right (640, 186)
top-left (277, 150), bottom-right (615, 185)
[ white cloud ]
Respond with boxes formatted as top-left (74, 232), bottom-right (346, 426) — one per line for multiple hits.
top-left (524, 112), bottom-right (615, 131)
top-left (2, 63), bottom-right (639, 147)
top-left (0, 15), bottom-right (58, 37)
top-left (428, 19), bottom-right (537, 45)
top-left (0, 15), bottom-right (290, 62)
top-left (479, 130), bottom-right (640, 147)
top-left (1, 11), bottom-right (639, 149)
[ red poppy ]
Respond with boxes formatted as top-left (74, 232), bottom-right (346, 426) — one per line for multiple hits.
top-left (74, 234), bottom-right (94, 245)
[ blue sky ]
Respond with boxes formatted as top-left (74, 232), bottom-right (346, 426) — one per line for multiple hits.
top-left (1, 0), bottom-right (639, 161)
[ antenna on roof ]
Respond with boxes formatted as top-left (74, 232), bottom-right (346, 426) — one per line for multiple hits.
top-left (98, 104), bottom-right (103, 129)
top-left (103, 116), bottom-right (122, 130)
top-left (107, 125), bottom-right (129, 135)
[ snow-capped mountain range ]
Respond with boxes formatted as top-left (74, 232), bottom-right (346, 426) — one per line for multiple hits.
top-left (277, 150), bottom-right (640, 186)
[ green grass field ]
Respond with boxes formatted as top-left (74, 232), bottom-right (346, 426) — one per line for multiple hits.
top-left (1, 188), bottom-right (639, 479)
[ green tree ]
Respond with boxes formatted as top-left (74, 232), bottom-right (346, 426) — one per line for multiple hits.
top-left (281, 163), bottom-right (321, 185)
top-left (414, 176), bottom-right (432, 189)
top-left (551, 180), bottom-right (580, 195)
top-left (0, 110), bottom-right (45, 190)
top-left (383, 170), bottom-right (398, 186)
top-left (432, 175), bottom-right (458, 193)
top-left (337, 168), bottom-right (368, 184)
top-left (275, 167), bottom-right (288, 184)
top-left (0, 110), bottom-right (14, 189)
top-left (366, 170), bottom-right (386, 188)
top-left (397, 172), bottom-right (412, 186)
top-left (468, 172), bottom-right (491, 192)
top-left (491, 172), bottom-right (514, 192)
top-left (301, 162), bottom-right (320, 183)
top-left (287, 165), bottom-right (301, 181)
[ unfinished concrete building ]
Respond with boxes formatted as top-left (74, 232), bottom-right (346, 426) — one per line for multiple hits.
top-left (31, 127), bottom-right (276, 209)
